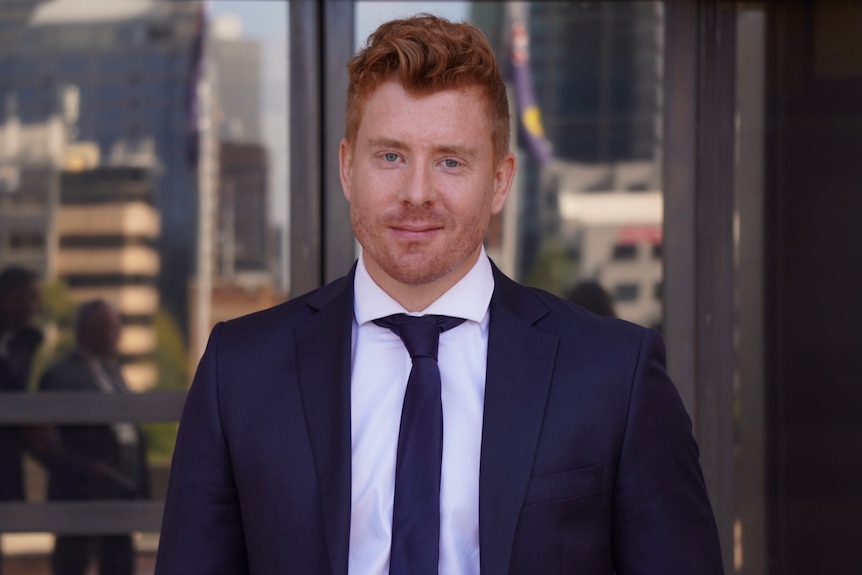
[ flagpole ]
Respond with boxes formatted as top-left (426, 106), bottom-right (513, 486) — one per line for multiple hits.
top-left (195, 2), bottom-right (218, 366)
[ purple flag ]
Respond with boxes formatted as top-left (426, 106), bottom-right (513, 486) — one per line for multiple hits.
top-left (510, 18), bottom-right (553, 165)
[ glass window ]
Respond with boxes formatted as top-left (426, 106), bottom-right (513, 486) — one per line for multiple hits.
top-left (613, 282), bottom-right (640, 302)
top-left (2, 0), bottom-right (675, 569)
top-left (612, 244), bottom-right (639, 260)
top-left (1, 1), bottom-right (288, 570)
top-left (464, 2), bottom-right (664, 327)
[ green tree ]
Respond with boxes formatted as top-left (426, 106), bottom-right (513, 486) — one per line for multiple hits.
top-left (28, 279), bottom-right (75, 387)
top-left (142, 309), bottom-right (190, 466)
top-left (524, 239), bottom-right (579, 298)
top-left (152, 309), bottom-right (189, 391)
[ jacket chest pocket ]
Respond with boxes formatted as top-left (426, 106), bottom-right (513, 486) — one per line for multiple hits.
top-left (523, 463), bottom-right (602, 505)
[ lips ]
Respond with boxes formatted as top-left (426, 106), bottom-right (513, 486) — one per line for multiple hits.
top-left (389, 223), bottom-right (443, 241)
top-left (392, 223), bottom-right (442, 233)
top-left (381, 210), bottom-right (450, 240)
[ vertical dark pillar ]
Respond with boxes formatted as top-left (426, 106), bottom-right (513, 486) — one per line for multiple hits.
top-left (289, 0), bottom-right (322, 297)
top-left (663, 2), bottom-right (736, 571)
top-left (289, 0), bottom-right (354, 296)
top-left (323, 4), bottom-right (356, 284)
top-left (764, 2), bottom-right (862, 572)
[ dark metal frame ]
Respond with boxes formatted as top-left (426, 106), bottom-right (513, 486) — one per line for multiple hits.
top-left (0, 393), bottom-right (185, 424)
top-left (289, 0), bottom-right (355, 296)
top-left (0, 393), bottom-right (184, 533)
top-left (663, 1), bottom-right (737, 572)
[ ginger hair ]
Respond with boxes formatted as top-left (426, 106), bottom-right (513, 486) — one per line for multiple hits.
top-left (345, 14), bottom-right (510, 164)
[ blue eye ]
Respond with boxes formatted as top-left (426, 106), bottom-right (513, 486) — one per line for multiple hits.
top-left (443, 159), bottom-right (460, 168)
top-left (383, 152), bottom-right (399, 162)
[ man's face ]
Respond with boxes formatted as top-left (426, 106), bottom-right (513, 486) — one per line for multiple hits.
top-left (340, 81), bottom-right (514, 296)
top-left (85, 305), bottom-right (121, 359)
top-left (0, 279), bottom-right (41, 331)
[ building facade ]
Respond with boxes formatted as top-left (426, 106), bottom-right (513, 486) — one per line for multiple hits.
top-left (57, 166), bottom-right (161, 391)
top-left (0, 0), bottom-right (200, 334)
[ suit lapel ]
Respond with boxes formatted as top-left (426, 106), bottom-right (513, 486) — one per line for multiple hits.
top-left (296, 268), bottom-right (355, 575)
top-left (479, 266), bottom-right (558, 575)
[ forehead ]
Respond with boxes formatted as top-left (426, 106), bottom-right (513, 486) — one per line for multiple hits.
top-left (356, 81), bottom-right (493, 145)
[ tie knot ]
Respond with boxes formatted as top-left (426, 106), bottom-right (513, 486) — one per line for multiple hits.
top-left (373, 314), bottom-right (465, 361)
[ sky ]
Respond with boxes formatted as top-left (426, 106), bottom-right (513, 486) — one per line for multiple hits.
top-left (208, 1), bottom-right (468, 41)
top-left (355, 2), bottom-right (468, 45)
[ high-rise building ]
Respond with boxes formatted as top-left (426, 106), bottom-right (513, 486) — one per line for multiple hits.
top-left (57, 166), bottom-right (161, 391)
top-left (210, 15), bottom-right (262, 144)
top-left (217, 141), bottom-right (270, 279)
top-left (0, 109), bottom-right (65, 276)
top-left (0, 0), bottom-right (200, 334)
top-left (527, 3), bottom-right (664, 165)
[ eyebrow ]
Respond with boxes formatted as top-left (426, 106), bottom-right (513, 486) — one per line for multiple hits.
top-left (436, 144), bottom-right (478, 160)
top-left (365, 137), bottom-right (407, 151)
top-left (365, 138), bottom-right (478, 159)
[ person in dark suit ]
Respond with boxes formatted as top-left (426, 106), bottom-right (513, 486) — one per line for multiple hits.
top-left (0, 266), bottom-right (43, 575)
top-left (0, 266), bottom-right (43, 500)
top-left (156, 15), bottom-right (723, 574)
top-left (36, 299), bottom-right (149, 575)
top-left (567, 280), bottom-right (617, 318)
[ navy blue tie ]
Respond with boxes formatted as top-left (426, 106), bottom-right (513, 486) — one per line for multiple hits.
top-left (373, 314), bottom-right (466, 575)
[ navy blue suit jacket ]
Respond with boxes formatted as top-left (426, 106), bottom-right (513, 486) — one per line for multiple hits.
top-left (156, 263), bottom-right (723, 574)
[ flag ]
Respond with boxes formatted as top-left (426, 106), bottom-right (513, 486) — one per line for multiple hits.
top-left (509, 7), bottom-right (553, 165)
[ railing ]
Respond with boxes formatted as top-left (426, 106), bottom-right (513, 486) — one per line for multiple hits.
top-left (0, 391), bottom-right (186, 534)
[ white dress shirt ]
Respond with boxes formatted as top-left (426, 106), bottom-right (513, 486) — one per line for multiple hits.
top-left (75, 347), bottom-right (139, 448)
top-left (348, 248), bottom-right (493, 575)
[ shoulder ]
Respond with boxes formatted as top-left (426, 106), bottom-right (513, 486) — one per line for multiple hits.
top-left (39, 353), bottom-right (89, 391)
top-left (210, 269), bottom-right (354, 348)
top-left (492, 266), bottom-right (648, 347)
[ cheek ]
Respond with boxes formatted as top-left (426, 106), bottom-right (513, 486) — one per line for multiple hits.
top-left (350, 189), bottom-right (379, 222)
top-left (457, 187), bottom-right (495, 222)
top-left (350, 171), bottom-right (388, 208)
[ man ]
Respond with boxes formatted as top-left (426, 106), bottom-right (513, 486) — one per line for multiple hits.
top-left (37, 300), bottom-right (149, 575)
top-left (156, 15), bottom-right (723, 574)
top-left (0, 266), bottom-right (43, 500)
top-left (0, 266), bottom-right (43, 575)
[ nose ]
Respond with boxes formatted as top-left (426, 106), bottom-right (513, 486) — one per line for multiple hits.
top-left (399, 161), bottom-right (435, 206)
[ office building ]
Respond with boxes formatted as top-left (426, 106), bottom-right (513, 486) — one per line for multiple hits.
top-left (0, 0), bottom-right (200, 333)
top-left (57, 166), bottom-right (160, 391)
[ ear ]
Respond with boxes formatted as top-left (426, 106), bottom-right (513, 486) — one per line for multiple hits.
top-left (490, 152), bottom-right (516, 215)
top-left (339, 138), bottom-right (353, 202)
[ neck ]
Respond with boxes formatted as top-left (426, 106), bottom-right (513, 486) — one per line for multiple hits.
top-left (76, 345), bottom-right (112, 363)
top-left (364, 249), bottom-right (482, 312)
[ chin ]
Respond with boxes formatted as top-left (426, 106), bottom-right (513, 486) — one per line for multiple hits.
top-left (387, 266), bottom-right (447, 286)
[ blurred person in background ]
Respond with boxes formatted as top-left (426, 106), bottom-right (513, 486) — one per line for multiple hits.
top-left (567, 279), bottom-right (616, 318)
top-left (0, 266), bottom-right (43, 574)
top-left (35, 299), bottom-right (149, 575)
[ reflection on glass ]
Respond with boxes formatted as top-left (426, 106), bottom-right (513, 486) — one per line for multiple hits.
top-left (1, 0), bottom-right (287, 570)
top-left (1, 266), bottom-right (42, 520)
top-left (467, 2), bottom-right (665, 329)
top-left (1, 532), bottom-right (159, 575)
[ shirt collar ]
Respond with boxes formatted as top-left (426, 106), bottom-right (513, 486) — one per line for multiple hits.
top-left (354, 246), bottom-right (494, 326)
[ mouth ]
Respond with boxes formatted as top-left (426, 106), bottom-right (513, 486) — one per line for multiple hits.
top-left (389, 223), bottom-right (443, 240)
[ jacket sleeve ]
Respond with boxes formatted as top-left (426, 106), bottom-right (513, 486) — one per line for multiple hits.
top-left (611, 329), bottom-right (725, 574)
top-left (155, 323), bottom-right (250, 574)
